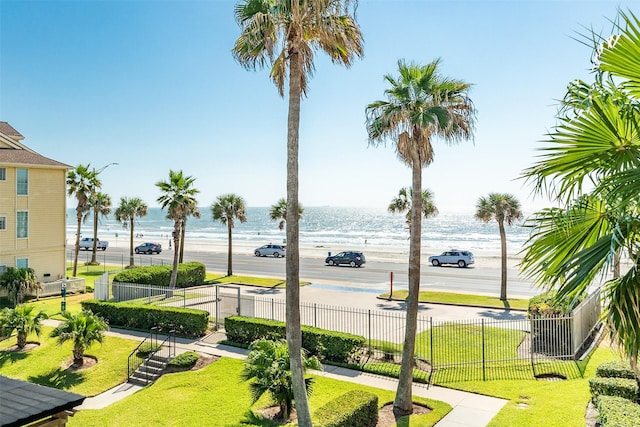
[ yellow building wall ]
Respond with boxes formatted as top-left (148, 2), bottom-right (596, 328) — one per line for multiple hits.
top-left (0, 166), bottom-right (67, 282)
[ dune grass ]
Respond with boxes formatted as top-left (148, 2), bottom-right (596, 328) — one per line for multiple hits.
top-left (68, 357), bottom-right (451, 427)
top-left (0, 326), bottom-right (138, 396)
top-left (379, 290), bottom-right (530, 310)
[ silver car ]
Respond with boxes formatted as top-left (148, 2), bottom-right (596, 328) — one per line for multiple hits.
top-left (254, 244), bottom-right (286, 258)
top-left (428, 250), bottom-right (474, 268)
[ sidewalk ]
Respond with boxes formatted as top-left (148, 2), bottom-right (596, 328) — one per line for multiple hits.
top-left (75, 325), bottom-right (507, 426)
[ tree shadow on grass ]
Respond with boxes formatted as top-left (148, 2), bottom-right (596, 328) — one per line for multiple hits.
top-left (0, 350), bottom-right (28, 368)
top-left (29, 368), bottom-right (84, 390)
top-left (240, 410), bottom-right (287, 427)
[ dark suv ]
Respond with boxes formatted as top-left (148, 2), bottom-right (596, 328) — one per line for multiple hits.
top-left (135, 242), bottom-right (162, 254)
top-left (325, 251), bottom-right (366, 268)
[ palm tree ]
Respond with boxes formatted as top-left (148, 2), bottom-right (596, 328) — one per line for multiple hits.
top-left (212, 194), bottom-right (247, 276)
top-left (50, 310), bottom-right (108, 366)
top-left (84, 191), bottom-right (112, 265)
top-left (270, 198), bottom-right (304, 231)
top-left (0, 305), bottom-right (47, 349)
top-left (520, 9), bottom-right (640, 376)
top-left (388, 187), bottom-right (438, 229)
top-left (114, 197), bottom-right (149, 267)
top-left (67, 164), bottom-right (100, 277)
top-left (156, 170), bottom-right (199, 290)
top-left (241, 339), bottom-right (322, 421)
top-left (233, 2), bottom-right (363, 422)
top-left (475, 193), bottom-right (522, 301)
top-left (0, 267), bottom-right (42, 307)
top-left (366, 59), bottom-right (475, 414)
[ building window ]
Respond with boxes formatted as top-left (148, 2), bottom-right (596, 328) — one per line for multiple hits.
top-left (16, 168), bottom-right (28, 195)
top-left (0, 168), bottom-right (5, 181)
top-left (16, 259), bottom-right (28, 269)
top-left (0, 216), bottom-right (5, 230)
top-left (0, 265), bottom-right (6, 274)
top-left (16, 211), bottom-right (28, 238)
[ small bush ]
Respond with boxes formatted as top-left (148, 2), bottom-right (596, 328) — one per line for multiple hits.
top-left (169, 351), bottom-right (199, 368)
top-left (112, 262), bottom-right (206, 288)
top-left (596, 395), bottom-right (640, 427)
top-left (528, 290), bottom-right (581, 316)
top-left (589, 377), bottom-right (639, 402)
top-left (137, 342), bottom-right (161, 356)
top-left (314, 390), bottom-right (378, 427)
top-left (597, 360), bottom-right (637, 380)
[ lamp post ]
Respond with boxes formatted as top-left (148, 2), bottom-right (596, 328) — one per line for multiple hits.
top-left (61, 279), bottom-right (68, 312)
top-left (94, 162), bottom-right (119, 175)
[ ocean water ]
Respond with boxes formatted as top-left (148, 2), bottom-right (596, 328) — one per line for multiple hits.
top-left (66, 207), bottom-right (532, 253)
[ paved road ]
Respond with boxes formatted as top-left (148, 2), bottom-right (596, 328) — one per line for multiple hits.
top-left (78, 246), bottom-right (540, 298)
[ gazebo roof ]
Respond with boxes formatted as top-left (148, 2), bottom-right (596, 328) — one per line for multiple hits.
top-left (0, 376), bottom-right (85, 427)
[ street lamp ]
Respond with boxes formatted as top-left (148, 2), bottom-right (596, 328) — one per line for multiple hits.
top-left (61, 279), bottom-right (68, 311)
top-left (94, 162), bottom-right (119, 174)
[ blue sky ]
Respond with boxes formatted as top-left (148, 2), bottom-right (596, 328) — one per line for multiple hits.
top-left (0, 0), bottom-right (631, 213)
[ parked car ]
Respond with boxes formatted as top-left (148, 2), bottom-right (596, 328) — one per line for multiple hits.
top-left (428, 250), bottom-right (474, 268)
top-left (254, 244), bottom-right (286, 258)
top-left (135, 242), bottom-right (162, 254)
top-left (325, 251), bottom-right (366, 268)
top-left (79, 237), bottom-right (108, 251)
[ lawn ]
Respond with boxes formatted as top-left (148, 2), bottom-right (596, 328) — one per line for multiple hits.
top-left (378, 290), bottom-right (530, 310)
top-left (68, 357), bottom-right (452, 427)
top-left (0, 326), bottom-right (138, 396)
top-left (206, 273), bottom-right (311, 287)
top-left (25, 293), bottom-right (94, 319)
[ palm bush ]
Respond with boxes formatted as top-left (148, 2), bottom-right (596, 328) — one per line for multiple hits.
top-left (240, 339), bottom-right (322, 421)
top-left (0, 305), bottom-right (48, 349)
top-left (50, 310), bottom-right (109, 365)
top-left (0, 267), bottom-right (42, 306)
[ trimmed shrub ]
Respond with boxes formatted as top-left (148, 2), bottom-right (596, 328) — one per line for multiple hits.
top-left (81, 299), bottom-right (209, 337)
top-left (597, 360), bottom-right (637, 380)
top-left (528, 290), bottom-right (579, 316)
top-left (169, 351), bottom-right (199, 368)
top-left (589, 377), bottom-right (639, 402)
top-left (112, 262), bottom-right (206, 288)
top-left (224, 316), bottom-right (366, 363)
top-left (596, 395), bottom-right (640, 427)
top-left (314, 390), bottom-right (378, 427)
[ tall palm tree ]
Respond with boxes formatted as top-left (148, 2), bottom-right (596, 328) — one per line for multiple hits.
top-left (50, 310), bottom-right (108, 366)
top-left (156, 170), bottom-right (199, 290)
top-left (67, 164), bottom-right (100, 277)
top-left (270, 198), bottom-right (304, 231)
top-left (212, 194), bottom-right (247, 276)
top-left (114, 197), bottom-right (149, 267)
top-left (233, 2), bottom-right (363, 423)
top-left (475, 193), bottom-right (522, 301)
top-left (520, 9), bottom-right (640, 376)
top-left (0, 305), bottom-right (47, 349)
top-left (388, 187), bottom-right (438, 229)
top-left (84, 191), bottom-right (112, 265)
top-left (366, 59), bottom-right (475, 414)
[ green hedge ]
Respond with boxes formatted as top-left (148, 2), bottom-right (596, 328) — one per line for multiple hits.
top-left (112, 262), bottom-right (206, 288)
top-left (596, 396), bottom-right (640, 427)
top-left (597, 361), bottom-right (637, 380)
top-left (224, 316), bottom-right (366, 363)
top-left (589, 377), bottom-right (639, 402)
top-left (81, 299), bottom-right (209, 337)
top-left (169, 351), bottom-right (199, 368)
top-left (314, 390), bottom-right (378, 427)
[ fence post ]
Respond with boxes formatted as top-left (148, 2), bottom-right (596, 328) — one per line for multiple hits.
top-left (215, 285), bottom-right (220, 330)
top-left (482, 319), bottom-right (486, 382)
top-left (368, 310), bottom-right (372, 350)
top-left (271, 299), bottom-right (275, 321)
top-left (314, 303), bottom-right (317, 328)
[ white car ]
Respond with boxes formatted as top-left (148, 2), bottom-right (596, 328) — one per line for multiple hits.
top-left (428, 250), bottom-right (474, 268)
top-left (254, 244), bottom-right (286, 258)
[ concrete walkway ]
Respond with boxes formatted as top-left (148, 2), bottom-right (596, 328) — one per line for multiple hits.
top-left (73, 326), bottom-right (507, 426)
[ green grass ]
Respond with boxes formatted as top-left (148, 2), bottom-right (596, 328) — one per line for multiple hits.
top-left (444, 345), bottom-right (620, 427)
top-left (25, 293), bottom-right (94, 319)
top-left (0, 326), bottom-right (138, 396)
top-left (379, 290), bottom-right (530, 310)
top-left (205, 273), bottom-right (310, 287)
top-left (68, 357), bottom-right (451, 426)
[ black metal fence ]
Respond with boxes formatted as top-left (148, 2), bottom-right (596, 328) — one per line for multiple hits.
top-left (94, 274), bottom-right (601, 384)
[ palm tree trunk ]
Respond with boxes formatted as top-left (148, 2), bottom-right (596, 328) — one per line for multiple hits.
top-left (17, 332), bottom-right (27, 349)
top-left (73, 344), bottom-right (85, 365)
top-left (498, 220), bottom-right (508, 301)
top-left (169, 220), bottom-right (181, 291)
top-left (179, 218), bottom-right (186, 263)
top-left (129, 218), bottom-right (135, 267)
top-left (91, 208), bottom-right (99, 264)
top-left (285, 27), bottom-right (312, 427)
top-left (394, 160), bottom-right (423, 415)
top-left (73, 211), bottom-right (82, 277)
top-left (227, 223), bottom-right (233, 276)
